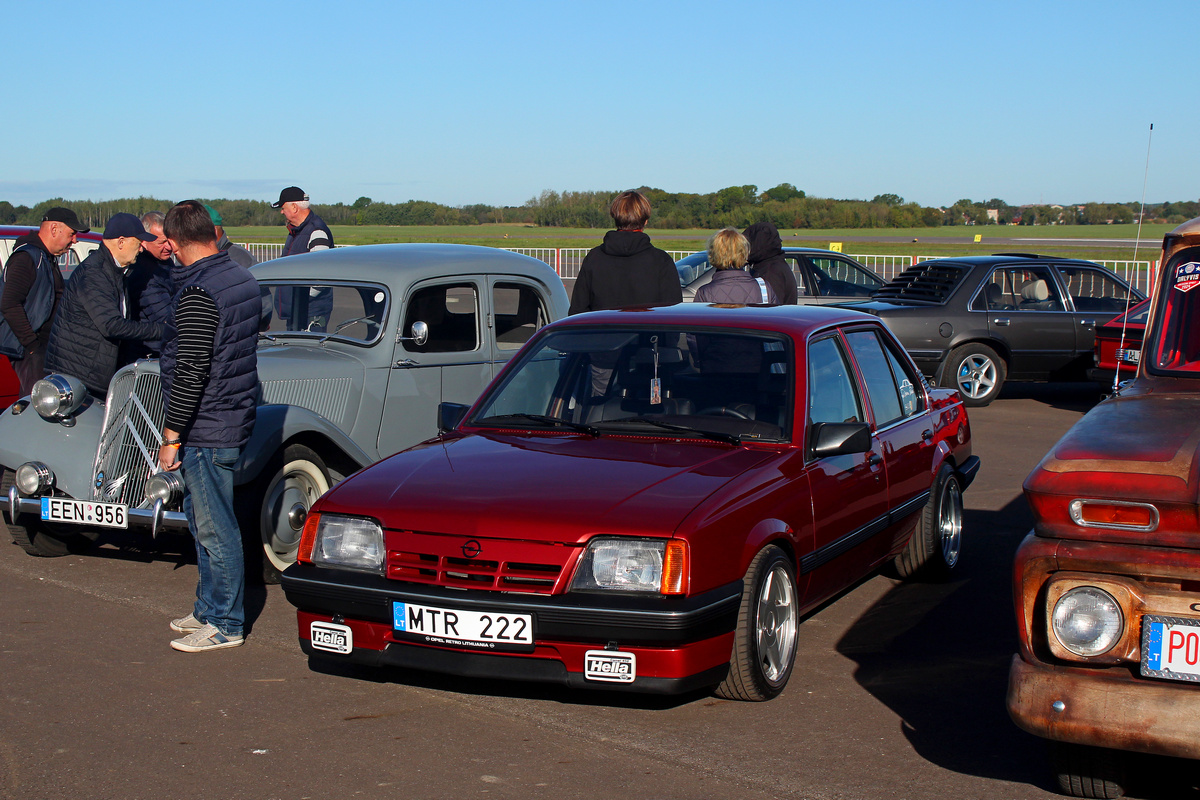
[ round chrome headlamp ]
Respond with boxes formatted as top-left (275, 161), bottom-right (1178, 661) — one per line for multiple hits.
top-left (14, 461), bottom-right (54, 495)
top-left (30, 374), bottom-right (89, 420)
top-left (145, 471), bottom-right (185, 507)
top-left (1051, 586), bottom-right (1123, 657)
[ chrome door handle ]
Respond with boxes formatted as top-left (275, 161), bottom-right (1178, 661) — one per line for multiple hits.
top-left (393, 359), bottom-right (418, 368)
top-left (993, 318), bottom-right (1010, 326)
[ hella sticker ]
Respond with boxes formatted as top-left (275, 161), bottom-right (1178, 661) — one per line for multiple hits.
top-left (310, 621), bottom-right (353, 655)
top-left (584, 650), bottom-right (636, 683)
top-left (1175, 262), bottom-right (1200, 293)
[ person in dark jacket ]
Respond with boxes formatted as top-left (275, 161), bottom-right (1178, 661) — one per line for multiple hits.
top-left (694, 228), bottom-right (778, 305)
top-left (569, 190), bottom-right (682, 315)
top-left (743, 221), bottom-right (798, 304)
top-left (0, 207), bottom-right (89, 395)
top-left (123, 211), bottom-right (175, 360)
top-left (44, 213), bottom-right (164, 396)
top-left (272, 187), bottom-right (332, 329)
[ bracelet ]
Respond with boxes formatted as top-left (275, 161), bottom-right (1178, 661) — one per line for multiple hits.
top-left (163, 439), bottom-right (182, 448)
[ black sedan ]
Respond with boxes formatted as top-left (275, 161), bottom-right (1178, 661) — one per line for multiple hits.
top-left (677, 247), bottom-right (884, 303)
top-left (841, 254), bottom-right (1145, 406)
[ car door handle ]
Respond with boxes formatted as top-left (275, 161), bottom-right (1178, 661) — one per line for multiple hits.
top-left (393, 359), bottom-right (419, 368)
top-left (1080, 319), bottom-right (1096, 327)
top-left (993, 318), bottom-right (1010, 326)
top-left (921, 429), bottom-right (933, 442)
top-left (867, 452), bottom-right (883, 466)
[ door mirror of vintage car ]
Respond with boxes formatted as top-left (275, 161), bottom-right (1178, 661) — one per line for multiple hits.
top-left (810, 421), bottom-right (872, 458)
top-left (438, 401), bottom-right (470, 433)
top-left (409, 321), bottom-right (429, 347)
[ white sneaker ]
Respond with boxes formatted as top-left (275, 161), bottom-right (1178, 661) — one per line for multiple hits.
top-left (170, 613), bottom-right (204, 633)
top-left (170, 623), bottom-right (244, 652)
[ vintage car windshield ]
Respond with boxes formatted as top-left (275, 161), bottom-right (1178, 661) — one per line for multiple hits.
top-left (471, 326), bottom-right (793, 443)
top-left (259, 282), bottom-right (389, 344)
top-left (1148, 246), bottom-right (1200, 375)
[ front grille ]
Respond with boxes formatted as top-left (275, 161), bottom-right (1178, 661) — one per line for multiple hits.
top-left (92, 362), bottom-right (165, 507)
top-left (387, 540), bottom-right (571, 594)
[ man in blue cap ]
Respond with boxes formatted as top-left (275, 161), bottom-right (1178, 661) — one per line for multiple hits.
top-left (44, 212), bottom-right (166, 396)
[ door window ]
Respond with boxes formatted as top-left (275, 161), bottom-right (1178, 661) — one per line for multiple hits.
top-left (807, 257), bottom-right (883, 297)
top-left (808, 336), bottom-right (863, 428)
top-left (493, 282), bottom-right (548, 351)
top-left (402, 283), bottom-right (479, 353)
top-left (845, 328), bottom-right (924, 427)
top-left (1055, 265), bottom-right (1137, 314)
top-left (970, 266), bottom-right (1064, 312)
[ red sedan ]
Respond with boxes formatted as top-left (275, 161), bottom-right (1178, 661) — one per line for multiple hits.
top-left (282, 303), bottom-right (978, 699)
top-left (1088, 297), bottom-right (1149, 389)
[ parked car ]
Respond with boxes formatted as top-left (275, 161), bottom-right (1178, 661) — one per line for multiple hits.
top-left (0, 224), bottom-right (103, 279)
top-left (1008, 217), bottom-right (1200, 798)
top-left (677, 247), bottom-right (884, 302)
top-left (0, 244), bottom-right (568, 581)
top-left (841, 255), bottom-right (1145, 406)
top-left (1088, 297), bottom-right (1149, 389)
top-left (280, 302), bottom-right (979, 699)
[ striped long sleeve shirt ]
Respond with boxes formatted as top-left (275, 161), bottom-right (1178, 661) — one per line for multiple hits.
top-left (164, 286), bottom-right (220, 434)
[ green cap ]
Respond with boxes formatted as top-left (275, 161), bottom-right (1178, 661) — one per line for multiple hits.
top-left (204, 204), bottom-right (223, 226)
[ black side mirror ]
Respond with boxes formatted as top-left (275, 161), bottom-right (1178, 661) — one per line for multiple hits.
top-left (437, 402), bottom-right (470, 433)
top-left (810, 421), bottom-right (871, 458)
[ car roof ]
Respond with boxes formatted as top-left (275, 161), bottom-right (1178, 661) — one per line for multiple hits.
top-left (0, 225), bottom-right (104, 243)
top-left (250, 242), bottom-right (563, 285)
top-left (551, 301), bottom-right (883, 338)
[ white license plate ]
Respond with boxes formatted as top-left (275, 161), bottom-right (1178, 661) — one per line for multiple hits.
top-left (41, 497), bottom-right (128, 529)
top-left (1142, 615), bottom-right (1200, 681)
top-left (310, 621), bottom-right (353, 655)
top-left (393, 601), bottom-right (533, 652)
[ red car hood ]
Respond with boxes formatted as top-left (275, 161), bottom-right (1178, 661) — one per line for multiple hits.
top-left (318, 432), bottom-right (779, 543)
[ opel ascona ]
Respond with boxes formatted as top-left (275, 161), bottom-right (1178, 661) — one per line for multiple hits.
top-left (282, 303), bottom-right (979, 699)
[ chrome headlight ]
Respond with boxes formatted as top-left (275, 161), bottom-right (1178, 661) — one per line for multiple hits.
top-left (31, 374), bottom-right (88, 420)
top-left (14, 462), bottom-right (54, 495)
top-left (570, 538), bottom-right (688, 594)
top-left (1051, 586), bottom-right (1123, 657)
top-left (311, 514), bottom-right (384, 574)
top-left (145, 471), bottom-right (185, 507)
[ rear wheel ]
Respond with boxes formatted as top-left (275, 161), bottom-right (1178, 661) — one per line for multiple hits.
top-left (237, 445), bottom-right (330, 584)
top-left (1050, 741), bottom-right (1127, 799)
top-left (893, 462), bottom-right (962, 580)
top-left (941, 343), bottom-right (1006, 407)
top-left (715, 545), bottom-right (798, 701)
top-left (2, 469), bottom-right (99, 557)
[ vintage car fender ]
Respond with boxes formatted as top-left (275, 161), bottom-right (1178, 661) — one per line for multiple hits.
top-left (0, 397), bottom-right (107, 501)
top-left (234, 403), bottom-right (374, 486)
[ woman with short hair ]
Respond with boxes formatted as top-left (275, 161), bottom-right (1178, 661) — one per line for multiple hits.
top-left (694, 228), bottom-right (778, 305)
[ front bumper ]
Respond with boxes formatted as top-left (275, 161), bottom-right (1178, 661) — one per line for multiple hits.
top-left (283, 562), bottom-right (742, 693)
top-left (2, 488), bottom-right (190, 536)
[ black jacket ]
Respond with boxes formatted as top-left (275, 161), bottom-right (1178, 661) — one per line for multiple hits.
top-left (569, 230), bottom-right (682, 315)
top-left (0, 232), bottom-right (63, 358)
top-left (743, 222), bottom-right (798, 305)
top-left (44, 245), bottom-right (164, 395)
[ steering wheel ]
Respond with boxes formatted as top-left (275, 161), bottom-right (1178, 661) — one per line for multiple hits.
top-left (697, 405), bottom-right (752, 420)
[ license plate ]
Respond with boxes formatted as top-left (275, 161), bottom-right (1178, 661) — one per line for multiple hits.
top-left (41, 497), bottom-right (128, 529)
top-left (310, 621), bottom-right (353, 655)
top-left (393, 601), bottom-right (533, 652)
top-left (1142, 614), bottom-right (1200, 682)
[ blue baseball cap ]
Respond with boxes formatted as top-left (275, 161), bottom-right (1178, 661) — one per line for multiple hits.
top-left (103, 212), bottom-right (157, 242)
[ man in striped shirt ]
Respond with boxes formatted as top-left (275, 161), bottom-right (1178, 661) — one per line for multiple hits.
top-left (156, 201), bottom-right (262, 653)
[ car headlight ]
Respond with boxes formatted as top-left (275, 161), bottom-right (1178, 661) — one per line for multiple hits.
top-left (1051, 586), bottom-right (1123, 657)
top-left (14, 462), bottom-right (54, 495)
top-left (145, 471), bottom-right (185, 507)
top-left (306, 513), bottom-right (384, 574)
top-left (31, 374), bottom-right (88, 420)
top-left (570, 538), bottom-right (688, 594)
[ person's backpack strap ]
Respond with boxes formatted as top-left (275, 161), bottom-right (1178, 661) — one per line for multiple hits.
top-left (756, 277), bottom-right (770, 303)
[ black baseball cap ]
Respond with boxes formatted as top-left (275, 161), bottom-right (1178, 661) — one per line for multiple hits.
top-left (102, 212), bottom-right (157, 242)
top-left (271, 186), bottom-right (309, 208)
top-left (42, 207), bottom-right (89, 233)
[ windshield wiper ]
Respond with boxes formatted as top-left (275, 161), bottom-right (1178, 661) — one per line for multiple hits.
top-left (476, 413), bottom-right (600, 437)
top-left (594, 417), bottom-right (742, 445)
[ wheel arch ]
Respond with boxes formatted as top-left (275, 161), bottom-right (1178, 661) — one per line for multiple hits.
top-left (235, 404), bottom-right (371, 487)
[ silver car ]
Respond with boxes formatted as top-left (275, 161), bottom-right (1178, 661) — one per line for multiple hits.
top-left (0, 243), bottom-right (568, 580)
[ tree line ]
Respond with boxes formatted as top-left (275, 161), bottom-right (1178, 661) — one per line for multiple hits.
top-left (1, 188), bottom-right (1197, 230)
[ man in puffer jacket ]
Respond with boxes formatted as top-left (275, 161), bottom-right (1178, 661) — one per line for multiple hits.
top-left (743, 221), bottom-right (798, 304)
top-left (44, 213), bottom-right (165, 396)
top-left (695, 228), bottom-right (777, 305)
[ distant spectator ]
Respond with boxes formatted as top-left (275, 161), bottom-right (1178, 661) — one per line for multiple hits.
top-left (743, 221), bottom-right (798, 304)
top-left (44, 213), bottom-right (164, 396)
top-left (695, 228), bottom-right (777, 305)
top-left (0, 207), bottom-right (89, 395)
top-left (569, 190), bottom-right (682, 315)
top-left (273, 186), bottom-right (333, 256)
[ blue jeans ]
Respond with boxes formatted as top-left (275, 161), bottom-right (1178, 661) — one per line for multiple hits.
top-left (180, 446), bottom-right (244, 637)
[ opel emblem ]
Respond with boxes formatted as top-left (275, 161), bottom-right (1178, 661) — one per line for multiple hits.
top-left (461, 539), bottom-right (482, 559)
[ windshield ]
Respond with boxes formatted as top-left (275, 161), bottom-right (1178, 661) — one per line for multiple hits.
top-left (1148, 246), bottom-right (1200, 375)
top-left (259, 282), bottom-right (389, 344)
top-left (471, 326), bottom-right (793, 443)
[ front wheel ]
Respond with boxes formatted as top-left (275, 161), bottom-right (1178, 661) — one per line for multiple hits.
top-left (237, 445), bottom-right (331, 584)
top-left (1050, 741), bottom-right (1127, 799)
top-left (1, 469), bottom-right (98, 557)
top-left (893, 462), bottom-right (963, 581)
top-left (941, 343), bottom-right (1006, 407)
top-left (715, 545), bottom-right (799, 701)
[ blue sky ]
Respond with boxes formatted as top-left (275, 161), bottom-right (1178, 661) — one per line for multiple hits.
top-left (4, 0), bottom-right (1195, 210)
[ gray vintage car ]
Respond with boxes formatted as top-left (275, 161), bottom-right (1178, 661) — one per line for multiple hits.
top-left (0, 243), bottom-right (568, 580)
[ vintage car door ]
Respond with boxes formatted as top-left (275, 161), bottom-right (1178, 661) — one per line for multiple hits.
top-left (803, 332), bottom-right (891, 601)
top-left (378, 278), bottom-right (491, 457)
top-left (973, 264), bottom-right (1079, 379)
top-left (487, 278), bottom-right (553, 379)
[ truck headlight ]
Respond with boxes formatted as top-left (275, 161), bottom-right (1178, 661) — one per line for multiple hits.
top-left (570, 538), bottom-right (688, 594)
top-left (1051, 586), bottom-right (1123, 657)
top-left (305, 514), bottom-right (384, 574)
top-left (31, 374), bottom-right (88, 420)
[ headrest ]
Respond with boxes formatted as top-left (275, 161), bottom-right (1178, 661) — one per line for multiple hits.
top-left (1021, 279), bottom-right (1049, 302)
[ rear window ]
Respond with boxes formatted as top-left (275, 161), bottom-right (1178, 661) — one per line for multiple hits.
top-left (1148, 246), bottom-right (1200, 375)
top-left (872, 261), bottom-right (969, 303)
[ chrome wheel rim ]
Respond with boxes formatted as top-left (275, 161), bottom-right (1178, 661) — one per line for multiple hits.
top-left (939, 479), bottom-right (963, 568)
top-left (756, 563), bottom-right (797, 685)
top-left (956, 354), bottom-right (996, 400)
top-left (262, 459), bottom-right (329, 570)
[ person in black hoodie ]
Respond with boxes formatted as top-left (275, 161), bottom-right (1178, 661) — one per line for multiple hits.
top-left (743, 221), bottom-right (798, 304)
top-left (568, 191), bottom-right (682, 315)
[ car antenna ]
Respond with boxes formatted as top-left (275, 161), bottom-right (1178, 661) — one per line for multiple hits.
top-left (1113, 123), bottom-right (1153, 395)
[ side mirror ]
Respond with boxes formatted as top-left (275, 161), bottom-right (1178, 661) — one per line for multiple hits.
top-left (438, 402), bottom-right (470, 433)
top-left (397, 320), bottom-right (430, 347)
top-left (810, 421), bottom-right (871, 458)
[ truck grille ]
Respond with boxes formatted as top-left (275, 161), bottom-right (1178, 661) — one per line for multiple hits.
top-left (92, 362), bottom-right (165, 507)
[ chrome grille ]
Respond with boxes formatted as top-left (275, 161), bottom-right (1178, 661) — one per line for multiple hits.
top-left (92, 362), bottom-right (165, 508)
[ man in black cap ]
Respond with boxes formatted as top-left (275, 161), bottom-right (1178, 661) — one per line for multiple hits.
top-left (272, 186), bottom-right (333, 256)
top-left (44, 213), bottom-right (165, 396)
top-left (0, 207), bottom-right (89, 395)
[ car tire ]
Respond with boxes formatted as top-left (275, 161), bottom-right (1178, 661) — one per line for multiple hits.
top-left (893, 462), bottom-right (963, 581)
top-left (1, 468), bottom-right (99, 557)
top-left (941, 343), bottom-right (1006, 407)
top-left (237, 444), bottom-right (331, 585)
top-left (1050, 741), bottom-right (1127, 799)
top-left (714, 545), bottom-right (799, 702)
